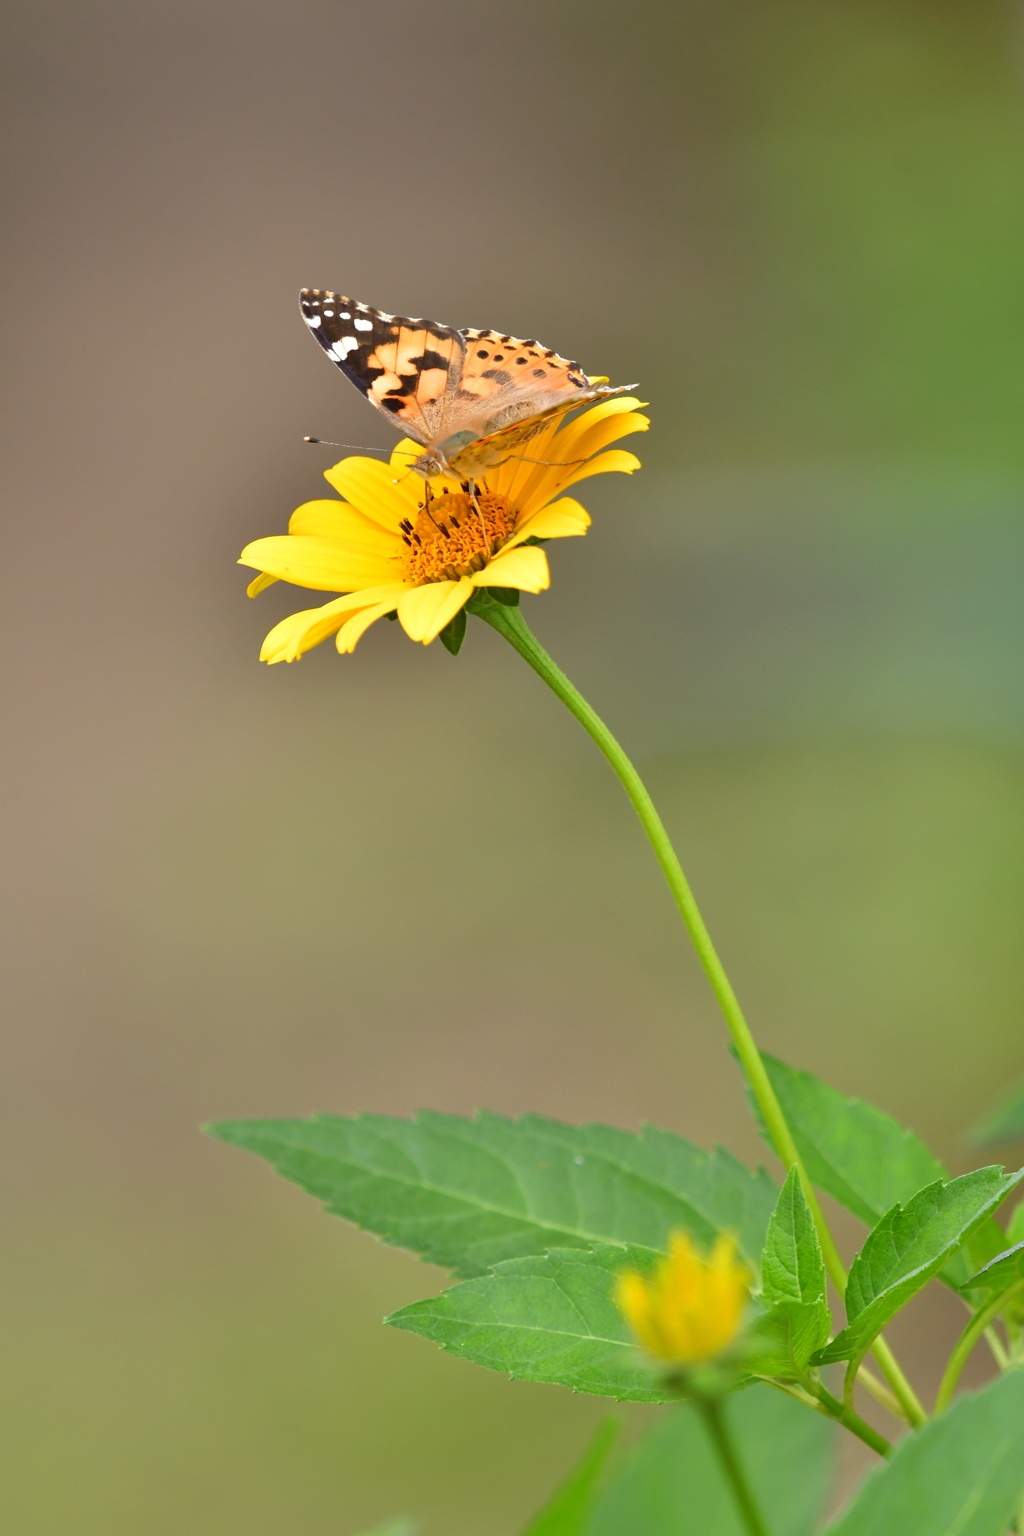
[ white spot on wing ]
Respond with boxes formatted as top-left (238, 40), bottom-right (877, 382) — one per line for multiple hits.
top-left (306, 314), bottom-right (322, 327)
top-left (323, 309), bottom-right (334, 317)
top-left (333, 336), bottom-right (359, 357)
top-left (354, 317), bottom-right (373, 331)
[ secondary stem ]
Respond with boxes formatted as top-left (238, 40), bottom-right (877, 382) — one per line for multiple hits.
top-left (935, 1281), bottom-right (1024, 1414)
top-left (811, 1383), bottom-right (892, 1458)
top-left (472, 595), bottom-right (925, 1425)
top-left (696, 1397), bottom-right (772, 1536)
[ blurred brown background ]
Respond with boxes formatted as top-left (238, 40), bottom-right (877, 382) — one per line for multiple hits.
top-left (4, 1), bottom-right (1024, 1531)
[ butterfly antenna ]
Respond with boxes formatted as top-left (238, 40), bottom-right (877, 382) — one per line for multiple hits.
top-left (304, 437), bottom-right (391, 454)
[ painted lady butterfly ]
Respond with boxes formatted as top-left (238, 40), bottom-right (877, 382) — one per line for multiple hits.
top-left (300, 289), bottom-right (635, 481)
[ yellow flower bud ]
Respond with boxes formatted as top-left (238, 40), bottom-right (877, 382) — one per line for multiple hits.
top-left (615, 1231), bottom-right (751, 1364)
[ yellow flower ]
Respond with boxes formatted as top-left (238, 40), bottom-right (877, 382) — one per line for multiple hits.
top-left (240, 397), bottom-right (648, 661)
top-left (615, 1232), bottom-right (751, 1365)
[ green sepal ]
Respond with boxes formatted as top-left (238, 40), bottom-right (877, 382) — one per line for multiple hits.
top-left (824, 1370), bottom-right (1024, 1536)
top-left (486, 585), bottom-right (521, 605)
top-left (438, 607), bottom-right (467, 654)
top-left (520, 1419), bottom-right (618, 1536)
top-left (813, 1166), bottom-right (1024, 1371)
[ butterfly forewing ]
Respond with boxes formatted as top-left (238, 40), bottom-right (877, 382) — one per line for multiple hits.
top-left (299, 290), bottom-right (465, 446)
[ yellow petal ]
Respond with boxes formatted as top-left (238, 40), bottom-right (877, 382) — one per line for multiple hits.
top-left (335, 598), bottom-right (402, 653)
top-left (554, 409), bottom-right (650, 469)
top-left (552, 449), bottom-right (642, 496)
top-left (506, 497), bottom-right (591, 548)
top-left (288, 499), bottom-right (398, 552)
top-left (324, 456), bottom-right (422, 530)
top-left (239, 535), bottom-right (400, 592)
top-left (470, 545), bottom-right (550, 592)
top-left (493, 404), bottom-right (647, 516)
top-left (246, 571), bottom-right (280, 597)
top-left (259, 586), bottom-right (405, 664)
top-left (397, 578), bottom-right (474, 643)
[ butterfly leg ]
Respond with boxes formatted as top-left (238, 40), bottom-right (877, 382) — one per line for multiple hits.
top-left (503, 454), bottom-right (589, 467)
top-left (462, 479), bottom-right (493, 552)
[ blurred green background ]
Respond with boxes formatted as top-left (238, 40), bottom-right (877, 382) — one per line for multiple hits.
top-left (4, 1), bottom-right (1024, 1530)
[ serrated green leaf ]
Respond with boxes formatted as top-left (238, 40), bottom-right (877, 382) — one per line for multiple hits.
top-left (970, 1081), bottom-right (1024, 1147)
top-left (388, 1244), bottom-right (667, 1402)
top-left (748, 1298), bottom-right (832, 1381)
top-left (747, 1169), bottom-right (830, 1378)
top-left (824, 1370), bottom-right (1024, 1536)
top-left (208, 1111), bottom-right (776, 1279)
top-left (753, 1055), bottom-right (946, 1226)
top-left (962, 1238), bottom-right (1024, 1292)
top-left (815, 1166), bottom-right (1023, 1370)
top-left (585, 1386), bottom-right (834, 1536)
top-left (761, 1167), bottom-right (828, 1308)
top-left (751, 1055), bottom-right (1004, 1287)
top-left (521, 1420), bottom-right (618, 1536)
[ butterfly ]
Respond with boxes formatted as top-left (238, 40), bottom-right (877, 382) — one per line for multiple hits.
top-left (300, 289), bottom-right (636, 481)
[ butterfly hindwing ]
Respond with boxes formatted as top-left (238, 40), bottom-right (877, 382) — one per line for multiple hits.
top-left (444, 384), bottom-right (635, 479)
top-left (300, 290), bottom-right (465, 445)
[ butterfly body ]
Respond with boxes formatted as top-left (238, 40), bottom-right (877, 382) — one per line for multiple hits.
top-left (300, 290), bottom-right (635, 479)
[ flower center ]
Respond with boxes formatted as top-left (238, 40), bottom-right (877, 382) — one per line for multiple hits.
top-left (399, 491), bottom-right (517, 585)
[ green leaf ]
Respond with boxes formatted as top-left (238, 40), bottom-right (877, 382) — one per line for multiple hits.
top-left (585, 1385), bottom-right (834, 1536)
top-left (438, 608), bottom-right (466, 654)
top-left (824, 1369), bottom-right (1024, 1536)
top-left (751, 1055), bottom-right (1004, 1287)
top-left (521, 1420), bottom-right (618, 1536)
top-left (1008, 1199), bottom-right (1024, 1244)
top-left (208, 1111), bottom-right (777, 1279)
top-left (747, 1168), bottom-right (830, 1379)
top-left (970, 1081), bottom-right (1024, 1147)
top-left (815, 1166), bottom-right (1023, 1370)
top-left (761, 1167), bottom-right (829, 1308)
top-left (388, 1244), bottom-right (667, 1402)
top-left (962, 1237), bottom-right (1024, 1292)
top-left (753, 1055), bottom-right (946, 1227)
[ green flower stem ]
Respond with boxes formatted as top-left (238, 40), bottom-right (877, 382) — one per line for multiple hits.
top-left (471, 594), bottom-right (926, 1427)
top-left (811, 1382), bottom-right (893, 1458)
top-left (867, 1339), bottom-right (926, 1427)
top-left (695, 1397), bottom-right (772, 1536)
top-left (935, 1280), bottom-right (1024, 1414)
top-left (984, 1324), bottom-right (1009, 1370)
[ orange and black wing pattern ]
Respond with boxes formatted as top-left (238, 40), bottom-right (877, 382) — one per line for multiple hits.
top-left (457, 328), bottom-right (591, 412)
top-left (300, 290), bottom-right (465, 445)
